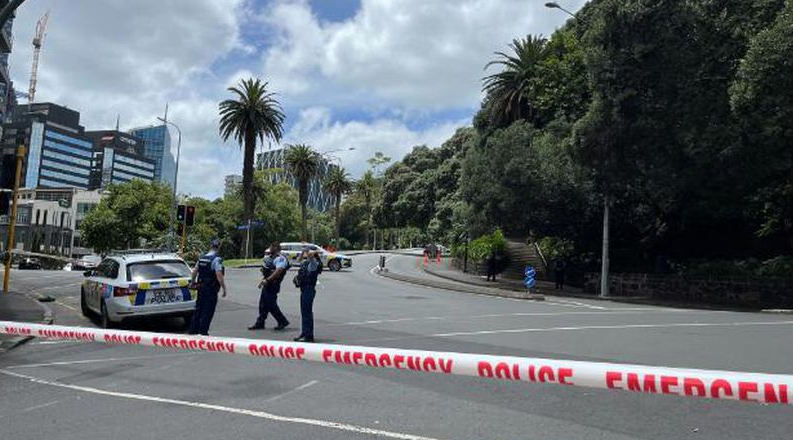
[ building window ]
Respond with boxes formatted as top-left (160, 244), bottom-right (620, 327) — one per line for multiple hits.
top-left (35, 209), bottom-right (40, 225)
top-left (43, 211), bottom-right (48, 226)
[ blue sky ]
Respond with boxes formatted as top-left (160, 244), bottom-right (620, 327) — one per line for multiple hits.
top-left (8, 0), bottom-right (585, 199)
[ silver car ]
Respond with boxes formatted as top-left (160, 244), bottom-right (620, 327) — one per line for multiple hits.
top-left (80, 252), bottom-right (196, 328)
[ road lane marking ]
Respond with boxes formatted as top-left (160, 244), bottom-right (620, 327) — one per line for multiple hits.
top-left (545, 299), bottom-right (607, 310)
top-left (19, 400), bottom-right (60, 413)
top-left (34, 283), bottom-right (82, 291)
top-left (431, 320), bottom-right (793, 337)
top-left (0, 369), bottom-right (444, 440)
top-left (265, 380), bottom-right (319, 403)
top-left (6, 353), bottom-right (198, 369)
top-left (333, 309), bottom-right (727, 326)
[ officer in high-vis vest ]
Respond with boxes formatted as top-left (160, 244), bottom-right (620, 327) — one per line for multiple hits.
top-left (189, 238), bottom-right (227, 336)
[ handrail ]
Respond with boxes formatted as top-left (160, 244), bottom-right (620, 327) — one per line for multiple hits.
top-left (533, 241), bottom-right (548, 271)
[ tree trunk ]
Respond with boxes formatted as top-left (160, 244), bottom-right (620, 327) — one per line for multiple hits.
top-left (242, 130), bottom-right (256, 223)
top-left (300, 181), bottom-right (308, 241)
top-left (334, 195), bottom-right (341, 248)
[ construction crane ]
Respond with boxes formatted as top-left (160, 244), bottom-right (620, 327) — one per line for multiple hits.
top-left (27, 10), bottom-right (49, 103)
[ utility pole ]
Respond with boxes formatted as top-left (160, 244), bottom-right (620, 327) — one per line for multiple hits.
top-left (4, 145), bottom-right (26, 292)
top-left (600, 194), bottom-right (610, 297)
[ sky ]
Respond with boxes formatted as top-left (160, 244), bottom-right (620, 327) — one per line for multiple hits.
top-left (8, 0), bottom-right (586, 200)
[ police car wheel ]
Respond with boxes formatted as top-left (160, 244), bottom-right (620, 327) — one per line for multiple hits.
top-left (80, 288), bottom-right (90, 317)
top-left (328, 259), bottom-right (341, 272)
top-left (181, 312), bottom-right (194, 327)
top-left (100, 301), bottom-right (114, 329)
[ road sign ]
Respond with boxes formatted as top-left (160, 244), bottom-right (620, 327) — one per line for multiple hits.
top-left (236, 224), bottom-right (250, 230)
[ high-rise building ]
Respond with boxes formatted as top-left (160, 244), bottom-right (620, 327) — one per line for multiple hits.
top-left (257, 149), bottom-right (336, 212)
top-left (224, 174), bottom-right (242, 197)
top-left (1, 103), bottom-right (94, 190)
top-left (0, 3), bottom-right (16, 131)
top-left (128, 124), bottom-right (175, 188)
top-left (86, 130), bottom-right (155, 189)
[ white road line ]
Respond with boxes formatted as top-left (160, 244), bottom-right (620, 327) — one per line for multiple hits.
top-left (431, 320), bottom-right (793, 337)
top-left (30, 340), bottom-right (79, 346)
top-left (19, 400), bottom-right (60, 413)
top-left (0, 369), bottom-right (443, 440)
top-left (265, 380), bottom-right (319, 403)
top-left (545, 299), bottom-right (607, 310)
top-left (7, 353), bottom-right (198, 369)
top-left (333, 309), bottom-right (725, 326)
top-left (34, 283), bottom-right (81, 292)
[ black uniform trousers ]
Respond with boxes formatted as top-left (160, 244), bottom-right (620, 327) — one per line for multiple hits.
top-left (254, 285), bottom-right (289, 328)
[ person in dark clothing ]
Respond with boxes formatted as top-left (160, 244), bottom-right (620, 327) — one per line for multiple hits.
top-left (189, 238), bottom-right (227, 336)
top-left (294, 250), bottom-right (322, 342)
top-left (248, 241), bottom-right (290, 331)
top-left (554, 258), bottom-right (566, 290)
top-left (486, 247), bottom-right (497, 282)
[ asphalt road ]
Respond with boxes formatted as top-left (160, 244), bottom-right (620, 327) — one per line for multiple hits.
top-left (1, 254), bottom-right (791, 440)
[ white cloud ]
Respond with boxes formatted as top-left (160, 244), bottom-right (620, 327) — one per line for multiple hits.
top-left (9, 0), bottom-right (246, 199)
top-left (285, 107), bottom-right (466, 177)
top-left (261, 0), bottom-right (587, 111)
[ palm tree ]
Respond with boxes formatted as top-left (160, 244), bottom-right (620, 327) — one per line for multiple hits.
top-left (482, 35), bottom-right (548, 126)
top-left (284, 144), bottom-right (320, 240)
top-left (356, 170), bottom-right (378, 248)
top-left (324, 167), bottom-right (353, 248)
top-left (219, 78), bottom-right (285, 223)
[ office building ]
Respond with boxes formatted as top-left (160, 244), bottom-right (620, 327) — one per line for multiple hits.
top-left (224, 174), bottom-right (242, 197)
top-left (86, 130), bottom-right (155, 189)
top-left (0, 2), bottom-right (16, 132)
top-left (1, 103), bottom-right (94, 190)
top-left (0, 187), bottom-right (101, 257)
top-left (257, 149), bottom-right (336, 212)
top-left (128, 124), bottom-right (175, 188)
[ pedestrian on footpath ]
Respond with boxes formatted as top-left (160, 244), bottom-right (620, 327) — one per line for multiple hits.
top-left (189, 238), bottom-right (227, 336)
top-left (294, 250), bottom-right (322, 342)
top-left (554, 258), bottom-right (566, 290)
top-left (486, 247), bottom-right (497, 282)
top-left (248, 241), bottom-right (290, 331)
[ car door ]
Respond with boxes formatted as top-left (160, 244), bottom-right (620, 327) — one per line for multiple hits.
top-left (86, 261), bottom-right (107, 310)
top-left (90, 260), bottom-right (115, 308)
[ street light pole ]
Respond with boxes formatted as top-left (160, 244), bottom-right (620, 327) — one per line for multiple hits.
top-left (545, 0), bottom-right (608, 296)
top-left (4, 145), bottom-right (26, 292)
top-left (157, 117), bottom-right (181, 253)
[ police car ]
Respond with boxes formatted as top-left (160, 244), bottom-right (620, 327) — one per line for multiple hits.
top-left (80, 251), bottom-right (196, 328)
top-left (275, 242), bottom-right (353, 272)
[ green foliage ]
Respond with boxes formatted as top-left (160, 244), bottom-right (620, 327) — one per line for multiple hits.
top-left (460, 229), bottom-right (507, 261)
top-left (219, 77), bottom-right (285, 222)
top-left (680, 256), bottom-right (793, 279)
top-left (537, 236), bottom-right (575, 261)
top-left (80, 180), bottom-right (172, 253)
top-left (284, 143), bottom-right (320, 240)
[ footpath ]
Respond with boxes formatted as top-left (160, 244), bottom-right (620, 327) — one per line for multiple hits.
top-left (0, 292), bottom-right (52, 353)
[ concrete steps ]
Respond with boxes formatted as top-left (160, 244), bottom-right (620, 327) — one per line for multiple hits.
top-left (503, 240), bottom-right (546, 280)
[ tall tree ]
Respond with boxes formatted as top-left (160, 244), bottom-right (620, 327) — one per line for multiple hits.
top-left (482, 35), bottom-right (548, 127)
top-left (324, 167), bottom-right (353, 248)
top-left (219, 78), bottom-right (285, 223)
top-left (367, 151), bottom-right (392, 176)
top-left (284, 144), bottom-right (320, 241)
top-left (356, 170), bottom-right (379, 248)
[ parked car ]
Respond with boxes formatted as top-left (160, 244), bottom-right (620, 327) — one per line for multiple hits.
top-left (81, 251), bottom-right (196, 328)
top-left (18, 257), bottom-right (42, 270)
top-left (74, 254), bottom-right (102, 270)
top-left (268, 242), bottom-right (353, 272)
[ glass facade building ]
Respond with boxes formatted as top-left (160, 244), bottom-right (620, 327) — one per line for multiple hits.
top-left (86, 130), bottom-right (155, 189)
top-left (2, 104), bottom-right (95, 190)
top-left (257, 149), bottom-right (336, 212)
top-left (128, 125), bottom-right (175, 188)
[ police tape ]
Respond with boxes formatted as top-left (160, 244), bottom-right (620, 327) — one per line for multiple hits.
top-left (2, 320), bottom-right (791, 405)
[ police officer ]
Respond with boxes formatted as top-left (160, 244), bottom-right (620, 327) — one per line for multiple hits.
top-left (189, 238), bottom-right (227, 336)
top-left (248, 241), bottom-right (289, 331)
top-left (295, 250), bottom-right (322, 342)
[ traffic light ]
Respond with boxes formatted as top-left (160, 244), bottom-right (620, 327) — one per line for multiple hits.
top-left (185, 206), bottom-right (195, 226)
top-left (176, 204), bottom-right (186, 223)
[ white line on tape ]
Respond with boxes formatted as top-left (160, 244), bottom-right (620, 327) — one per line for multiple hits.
top-left (2, 320), bottom-right (791, 405)
top-left (431, 320), bottom-right (793, 337)
top-left (0, 369), bottom-right (443, 440)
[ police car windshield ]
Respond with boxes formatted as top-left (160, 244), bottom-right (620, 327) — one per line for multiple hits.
top-left (127, 260), bottom-right (191, 282)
